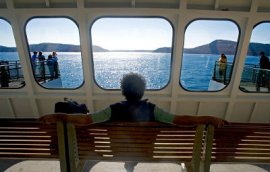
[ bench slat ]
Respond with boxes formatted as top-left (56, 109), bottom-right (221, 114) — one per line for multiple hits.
top-left (0, 119), bottom-right (61, 160)
top-left (206, 123), bottom-right (270, 165)
top-left (65, 122), bottom-right (205, 172)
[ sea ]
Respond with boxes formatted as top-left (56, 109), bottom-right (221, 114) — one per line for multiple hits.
top-left (0, 52), bottom-right (260, 90)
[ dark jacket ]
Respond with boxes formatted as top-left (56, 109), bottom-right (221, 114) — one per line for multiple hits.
top-left (260, 55), bottom-right (270, 69)
top-left (110, 100), bottom-right (155, 122)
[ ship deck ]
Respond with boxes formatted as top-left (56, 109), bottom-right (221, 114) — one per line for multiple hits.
top-left (1, 160), bottom-right (270, 172)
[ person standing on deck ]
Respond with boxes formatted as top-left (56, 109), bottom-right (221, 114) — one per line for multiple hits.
top-left (46, 54), bottom-right (55, 80)
top-left (52, 51), bottom-right (59, 78)
top-left (40, 73), bottom-right (226, 127)
top-left (38, 52), bottom-right (46, 80)
top-left (256, 51), bottom-right (270, 92)
top-left (218, 53), bottom-right (227, 82)
top-left (31, 51), bottom-right (38, 75)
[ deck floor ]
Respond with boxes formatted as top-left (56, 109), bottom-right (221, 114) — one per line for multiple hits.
top-left (1, 160), bottom-right (270, 172)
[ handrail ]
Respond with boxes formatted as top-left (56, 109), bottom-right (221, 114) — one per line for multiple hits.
top-left (212, 61), bottom-right (233, 85)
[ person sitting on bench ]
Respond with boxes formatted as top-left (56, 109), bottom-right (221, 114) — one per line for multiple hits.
top-left (40, 73), bottom-right (226, 127)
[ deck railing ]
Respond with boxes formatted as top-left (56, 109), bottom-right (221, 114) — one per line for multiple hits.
top-left (212, 61), bottom-right (233, 85)
top-left (0, 60), bottom-right (24, 88)
top-left (0, 60), bottom-right (60, 88)
top-left (32, 60), bottom-right (60, 83)
top-left (212, 61), bottom-right (270, 92)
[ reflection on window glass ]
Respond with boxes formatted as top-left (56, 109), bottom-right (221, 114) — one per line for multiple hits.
top-left (240, 22), bottom-right (270, 93)
top-left (91, 17), bottom-right (173, 89)
top-left (25, 18), bottom-right (83, 89)
top-left (0, 18), bottom-right (25, 89)
top-left (181, 20), bottom-right (239, 91)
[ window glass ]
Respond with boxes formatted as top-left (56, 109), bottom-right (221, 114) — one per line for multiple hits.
top-left (0, 18), bottom-right (25, 88)
top-left (181, 20), bottom-right (239, 91)
top-left (91, 17), bottom-right (173, 89)
top-left (240, 22), bottom-right (270, 93)
top-left (25, 18), bottom-right (83, 89)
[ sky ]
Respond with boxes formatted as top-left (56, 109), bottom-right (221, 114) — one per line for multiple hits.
top-left (0, 18), bottom-right (269, 50)
top-left (91, 18), bottom-right (173, 50)
top-left (0, 20), bottom-right (17, 47)
top-left (184, 20), bottom-right (239, 48)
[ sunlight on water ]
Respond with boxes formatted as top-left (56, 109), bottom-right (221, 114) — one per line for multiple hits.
top-left (93, 52), bottom-right (171, 89)
top-left (0, 52), bottom-right (260, 90)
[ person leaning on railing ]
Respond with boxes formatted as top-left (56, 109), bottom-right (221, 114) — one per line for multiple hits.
top-left (218, 53), bottom-right (227, 81)
top-left (40, 73), bottom-right (227, 128)
top-left (256, 51), bottom-right (270, 91)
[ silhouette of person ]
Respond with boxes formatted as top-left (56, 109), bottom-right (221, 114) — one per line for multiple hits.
top-left (38, 52), bottom-right (46, 79)
top-left (218, 53), bottom-right (227, 80)
top-left (46, 54), bottom-right (55, 79)
top-left (52, 51), bottom-right (59, 78)
top-left (256, 51), bottom-right (270, 92)
top-left (31, 51), bottom-right (38, 74)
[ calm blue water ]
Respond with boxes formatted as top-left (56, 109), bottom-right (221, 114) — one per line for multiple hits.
top-left (0, 52), bottom-right (259, 90)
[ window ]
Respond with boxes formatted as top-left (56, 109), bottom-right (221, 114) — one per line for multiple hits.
top-left (180, 19), bottom-right (239, 91)
top-left (0, 18), bottom-right (25, 89)
top-left (91, 17), bottom-right (173, 89)
top-left (239, 22), bottom-right (270, 93)
top-left (25, 17), bottom-right (83, 89)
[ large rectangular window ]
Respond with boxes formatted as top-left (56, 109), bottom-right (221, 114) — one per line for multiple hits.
top-left (180, 19), bottom-right (239, 92)
top-left (0, 18), bottom-right (25, 89)
top-left (25, 17), bottom-right (84, 89)
top-left (91, 17), bottom-right (173, 89)
top-left (240, 22), bottom-right (270, 93)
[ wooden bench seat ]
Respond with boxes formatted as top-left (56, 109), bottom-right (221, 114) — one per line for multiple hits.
top-left (65, 122), bottom-right (207, 172)
top-left (0, 119), bottom-right (68, 172)
top-left (204, 122), bottom-right (270, 171)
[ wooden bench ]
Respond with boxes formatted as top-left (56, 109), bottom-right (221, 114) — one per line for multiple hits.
top-left (65, 122), bottom-right (208, 172)
top-left (0, 119), bottom-right (69, 172)
top-left (204, 122), bottom-right (270, 171)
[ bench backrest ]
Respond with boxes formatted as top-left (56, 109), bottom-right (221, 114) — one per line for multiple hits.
top-left (204, 123), bottom-right (270, 171)
top-left (0, 119), bottom-right (68, 172)
top-left (66, 122), bottom-right (206, 172)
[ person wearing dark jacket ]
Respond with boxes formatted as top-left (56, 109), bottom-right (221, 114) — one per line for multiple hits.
top-left (256, 51), bottom-right (270, 91)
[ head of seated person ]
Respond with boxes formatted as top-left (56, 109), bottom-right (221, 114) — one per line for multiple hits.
top-left (121, 73), bottom-right (146, 102)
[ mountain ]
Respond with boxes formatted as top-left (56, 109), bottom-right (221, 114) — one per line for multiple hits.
top-left (153, 47), bottom-right (171, 53)
top-left (29, 43), bottom-right (109, 52)
top-left (92, 45), bottom-right (109, 52)
top-left (0, 45), bottom-right (17, 52)
top-left (248, 42), bottom-right (270, 56)
top-left (184, 40), bottom-right (237, 55)
top-left (1, 41), bottom-right (270, 56)
top-left (29, 43), bottom-right (80, 52)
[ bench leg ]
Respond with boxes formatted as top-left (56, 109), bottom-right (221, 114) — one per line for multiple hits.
top-left (191, 125), bottom-right (205, 172)
top-left (124, 161), bottom-right (138, 172)
top-left (56, 121), bottom-right (68, 172)
top-left (202, 125), bottom-right (214, 172)
top-left (65, 123), bottom-right (85, 172)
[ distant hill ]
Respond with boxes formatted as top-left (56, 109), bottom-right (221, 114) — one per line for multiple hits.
top-left (0, 45), bottom-right (17, 52)
top-left (92, 45), bottom-right (109, 52)
top-left (248, 42), bottom-right (270, 56)
top-left (29, 43), bottom-right (80, 52)
top-left (1, 41), bottom-right (270, 56)
top-left (0, 43), bottom-right (108, 52)
top-left (184, 40), bottom-right (237, 55)
top-left (153, 47), bottom-right (171, 53)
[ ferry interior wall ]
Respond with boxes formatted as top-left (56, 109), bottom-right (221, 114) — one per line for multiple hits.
top-left (0, 0), bottom-right (269, 124)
